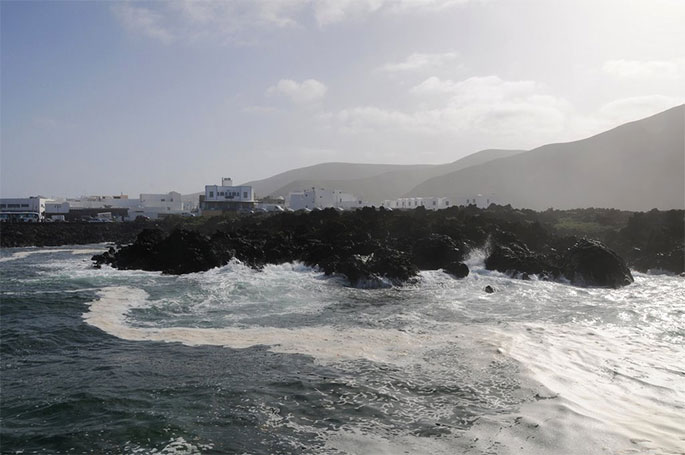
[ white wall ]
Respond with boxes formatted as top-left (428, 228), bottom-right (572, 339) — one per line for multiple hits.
top-left (139, 192), bottom-right (183, 211)
top-left (205, 185), bottom-right (254, 202)
top-left (288, 188), bottom-right (362, 210)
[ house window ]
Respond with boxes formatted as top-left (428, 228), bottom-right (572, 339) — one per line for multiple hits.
top-left (243, 192), bottom-right (248, 198)
top-left (445, 201), bottom-right (449, 206)
top-left (21, 204), bottom-right (29, 208)
top-left (209, 191), bottom-right (214, 197)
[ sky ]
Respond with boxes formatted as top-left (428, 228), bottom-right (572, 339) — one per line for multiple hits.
top-left (1, 0), bottom-right (684, 198)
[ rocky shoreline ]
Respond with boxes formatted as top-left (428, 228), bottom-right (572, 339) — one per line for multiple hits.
top-left (3, 206), bottom-right (682, 286)
top-left (91, 207), bottom-right (650, 288)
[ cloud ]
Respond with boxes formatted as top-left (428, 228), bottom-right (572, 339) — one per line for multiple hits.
top-left (330, 75), bottom-right (570, 141)
top-left (267, 79), bottom-right (328, 104)
top-left (597, 95), bottom-right (685, 124)
top-left (112, 3), bottom-right (174, 44)
top-left (603, 58), bottom-right (685, 80)
top-left (111, 0), bottom-right (482, 44)
top-left (379, 52), bottom-right (460, 72)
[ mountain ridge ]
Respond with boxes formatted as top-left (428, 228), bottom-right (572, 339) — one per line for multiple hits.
top-left (406, 104), bottom-right (684, 211)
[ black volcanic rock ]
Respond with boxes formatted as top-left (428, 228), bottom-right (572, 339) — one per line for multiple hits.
top-left (411, 234), bottom-right (464, 270)
top-left (444, 262), bottom-right (469, 278)
top-left (318, 248), bottom-right (418, 287)
top-left (95, 228), bottom-right (229, 274)
top-left (562, 239), bottom-right (633, 288)
top-left (485, 240), bottom-right (559, 279)
top-left (85, 205), bottom-right (654, 289)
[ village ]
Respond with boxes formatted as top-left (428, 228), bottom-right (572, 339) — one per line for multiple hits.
top-left (0, 176), bottom-right (496, 222)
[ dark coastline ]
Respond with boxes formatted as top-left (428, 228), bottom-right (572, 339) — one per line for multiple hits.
top-left (2, 206), bottom-right (683, 277)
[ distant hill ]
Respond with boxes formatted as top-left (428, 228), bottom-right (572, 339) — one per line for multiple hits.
top-left (250, 149), bottom-right (522, 202)
top-left (406, 105), bottom-right (685, 211)
top-left (241, 163), bottom-right (429, 199)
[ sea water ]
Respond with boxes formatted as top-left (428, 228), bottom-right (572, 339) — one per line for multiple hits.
top-left (1, 245), bottom-right (683, 454)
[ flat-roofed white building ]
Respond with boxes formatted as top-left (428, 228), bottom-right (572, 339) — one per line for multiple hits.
top-left (381, 197), bottom-right (452, 210)
top-left (288, 187), bottom-right (363, 211)
top-left (0, 197), bottom-right (50, 221)
top-left (201, 177), bottom-right (256, 213)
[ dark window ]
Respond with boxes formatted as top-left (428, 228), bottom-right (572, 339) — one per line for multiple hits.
top-left (0, 204), bottom-right (5, 208)
top-left (243, 192), bottom-right (248, 198)
top-left (8, 204), bottom-right (20, 208)
top-left (209, 191), bottom-right (214, 197)
top-left (21, 204), bottom-right (29, 208)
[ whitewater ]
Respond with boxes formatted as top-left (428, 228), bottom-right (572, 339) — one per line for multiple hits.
top-left (1, 245), bottom-right (683, 454)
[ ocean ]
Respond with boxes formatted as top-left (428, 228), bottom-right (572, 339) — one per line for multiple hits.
top-left (1, 245), bottom-right (683, 454)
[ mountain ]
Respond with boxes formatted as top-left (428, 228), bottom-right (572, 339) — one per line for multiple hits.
top-left (246, 149), bottom-right (522, 202)
top-left (241, 163), bottom-right (429, 199)
top-left (406, 105), bottom-right (685, 211)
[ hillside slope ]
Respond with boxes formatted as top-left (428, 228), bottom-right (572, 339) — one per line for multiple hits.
top-left (407, 105), bottom-right (685, 211)
top-left (266, 149), bottom-right (522, 202)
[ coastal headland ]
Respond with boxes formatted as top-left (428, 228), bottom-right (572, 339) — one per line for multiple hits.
top-left (2, 206), bottom-right (682, 286)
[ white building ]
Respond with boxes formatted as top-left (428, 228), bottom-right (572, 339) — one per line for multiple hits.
top-left (67, 195), bottom-right (136, 210)
top-left (381, 197), bottom-right (452, 210)
top-left (380, 194), bottom-right (496, 210)
top-left (64, 192), bottom-right (191, 220)
top-left (0, 197), bottom-right (50, 221)
top-left (201, 177), bottom-right (256, 213)
top-left (288, 187), bottom-right (363, 211)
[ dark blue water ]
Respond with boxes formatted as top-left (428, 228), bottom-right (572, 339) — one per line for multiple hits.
top-left (2, 246), bottom-right (683, 454)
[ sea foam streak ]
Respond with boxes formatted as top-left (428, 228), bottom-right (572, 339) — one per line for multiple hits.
top-left (84, 286), bottom-right (462, 365)
top-left (493, 323), bottom-right (685, 454)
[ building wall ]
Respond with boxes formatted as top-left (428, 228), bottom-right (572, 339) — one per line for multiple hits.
top-left (205, 185), bottom-right (254, 202)
top-left (0, 197), bottom-right (49, 219)
top-left (288, 188), bottom-right (360, 210)
top-left (45, 201), bottom-right (70, 214)
top-left (139, 192), bottom-right (183, 211)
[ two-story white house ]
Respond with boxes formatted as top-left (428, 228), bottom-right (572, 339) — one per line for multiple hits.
top-left (201, 178), bottom-right (256, 213)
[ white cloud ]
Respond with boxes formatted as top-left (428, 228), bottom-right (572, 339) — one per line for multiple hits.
top-left (603, 58), bottom-right (685, 80)
top-left (597, 95), bottom-right (684, 125)
top-left (267, 79), bottom-right (328, 104)
top-left (379, 52), bottom-right (459, 72)
top-left (111, 0), bottom-right (482, 43)
top-left (410, 75), bottom-right (538, 101)
top-left (112, 3), bottom-right (174, 44)
top-left (331, 75), bottom-right (571, 142)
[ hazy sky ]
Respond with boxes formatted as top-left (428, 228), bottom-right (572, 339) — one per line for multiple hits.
top-left (2, 0), bottom-right (684, 197)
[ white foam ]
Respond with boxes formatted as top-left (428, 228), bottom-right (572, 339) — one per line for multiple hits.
top-left (0, 247), bottom-right (109, 263)
top-left (125, 437), bottom-right (213, 455)
top-left (84, 286), bottom-right (460, 365)
top-left (491, 322), bottom-right (685, 454)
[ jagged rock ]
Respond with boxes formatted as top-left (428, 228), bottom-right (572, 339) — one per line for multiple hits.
top-left (443, 262), bottom-right (469, 279)
top-left (97, 228), bottom-right (230, 274)
top-left (562, 239), bottom-right (633, 288)
top-left (411, 234), bottom-right (464, 270)
top-left (485, 240), bottom-right (559, 279)
top-left (319, 248), bottom-right (418, 287)
top-left (484, 285), bottom-right (494, 293)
